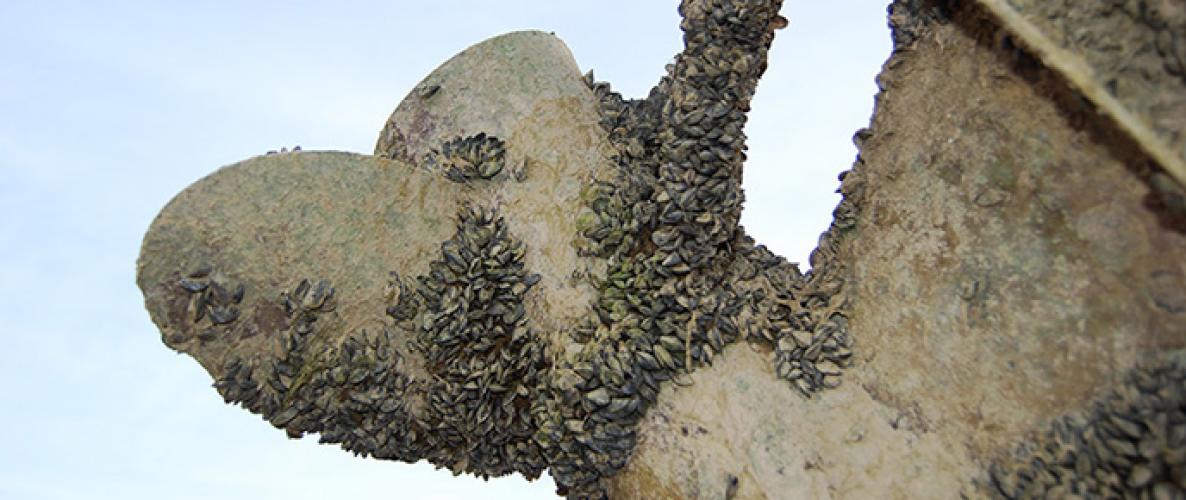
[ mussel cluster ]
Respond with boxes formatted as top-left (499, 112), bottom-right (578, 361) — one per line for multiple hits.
top-left (174, 266), bottom-right (245, 344)
top-left (213, 279), bottom-right (428, 462)
top-left (161, 1), bottom-right (1186, 498)
top-left (534, 0), bottom-right (861, 496)
top-left (413, 204), bottom-right (549, 479)
top-left (185, 1), bottom-right (869, 498)
top-left (424, 133), bottom-right (507, 182)
top-left (988, 358), bottom-right (1186, 499)
top-left (205, 205), bottom-right (552, 482)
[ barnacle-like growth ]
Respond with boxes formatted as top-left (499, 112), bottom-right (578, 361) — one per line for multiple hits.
top-left (138, 0), bottom-right (1186, 497)
top-left (214, 279), bottom-right (430, 461)
top-left (532, 2), bottom-right (863, 495)
top-left (176, 266), bottom-right (245, 334)
top-left (138, 0), bottom-right (854, 496)
top-left (414, 205), bottom-right (548, 479)
top-left (576, 0), bottom-right (854, 403)
top-left (425, 133), bottom-right (507, 182)
top-left (987, 357), bottom-right (1186, 498)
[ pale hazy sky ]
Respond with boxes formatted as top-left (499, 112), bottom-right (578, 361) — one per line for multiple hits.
top-left (0, 1), bottom-right (888, 498)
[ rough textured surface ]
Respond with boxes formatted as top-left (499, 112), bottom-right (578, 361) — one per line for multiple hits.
top-left (970, 0), bottom-right (1186, 211)
top-left (614, 345), bottom-right (970, 499)
top-left (998, 0), bottom-right (1186, 167)
top-left (138, 1), bottom-right (1186, 498)
top-left (374, 31), bottom-right (613, 342)
top-left (376, 31), bottom-right (599, 171)
top-left (849, 0), bottom-right (1186, 467)
top-left (610, 1), bottom-right (1186, 498)
top-left (987, 356), bottom-right (1186, 497)
top-left (139, 31), bottom-right (621, 483)
top-left (138, 152), bottom-right (458, 378)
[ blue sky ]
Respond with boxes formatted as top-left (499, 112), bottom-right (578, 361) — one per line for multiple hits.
top-left (0, 1), bottom-right (888, 498)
